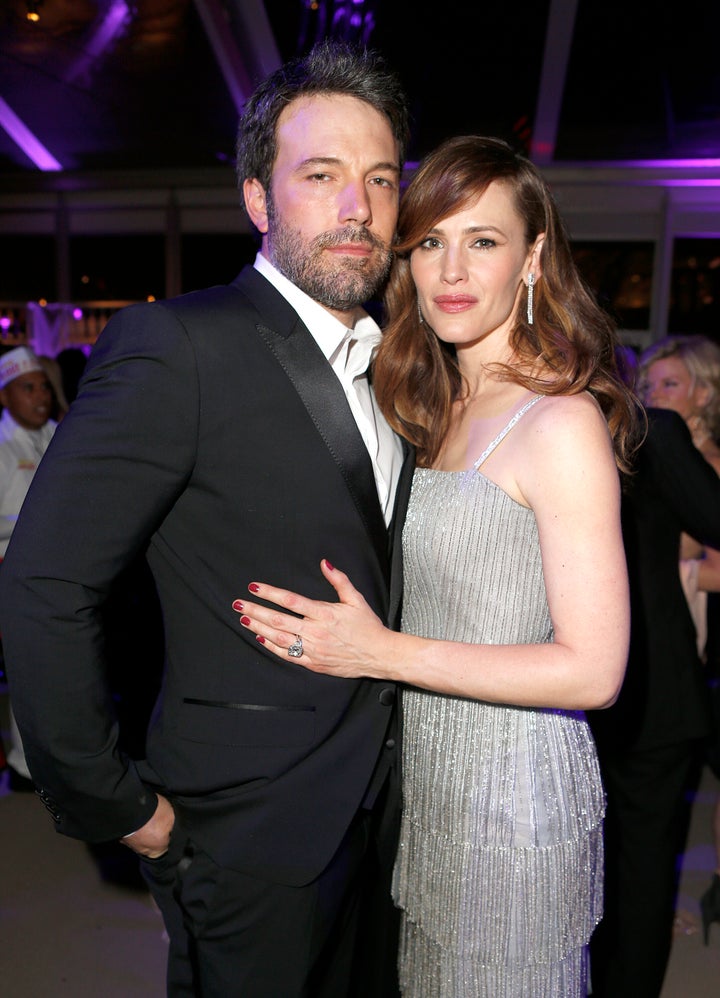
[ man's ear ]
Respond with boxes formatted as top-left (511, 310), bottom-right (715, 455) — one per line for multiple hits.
top-left (243, 179), bottom-right (269, 234)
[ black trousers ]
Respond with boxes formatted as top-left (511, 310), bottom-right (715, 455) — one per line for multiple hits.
top-left (589, 738), bottom-right (702, 998)
top-left (141, 800), bottom-right (400, 998)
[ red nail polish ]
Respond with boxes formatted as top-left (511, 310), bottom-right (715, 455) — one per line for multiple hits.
top-left (325, 560), bottom-right (334, 571)
top-left (256, 635), bottom-right (266, 644)
top-left (248, 583), bottom-right (260, 593)
top-left (240, 616), bottom-right (251, 626)
top-left (232, 600), bottom-right (244, 611)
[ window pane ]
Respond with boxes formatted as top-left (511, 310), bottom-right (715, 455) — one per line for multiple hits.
top-left (669, 238), bottom-right (720, 341)
top-left (70, 235), bottom-right (165, 302)
top-left (181, 234), bottom-right (257, 294)
top-left (571, 241), bottom-right (655, 330)
top-left (0, 235), bottom-right (56, 301)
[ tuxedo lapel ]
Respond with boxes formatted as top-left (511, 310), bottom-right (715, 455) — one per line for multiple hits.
top-left (254, 317), bottom-right (390, 577)
top-left (388, 441), bottom-right (414, 626)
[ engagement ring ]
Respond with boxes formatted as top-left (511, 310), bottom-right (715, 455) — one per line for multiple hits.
top-left (288, 635), bottom-right (304, 658)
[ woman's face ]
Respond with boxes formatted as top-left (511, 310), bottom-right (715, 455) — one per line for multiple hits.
top-left (643, 355), bottom-right (708, 423)
top-left (410, 180), bottom-right (542, 355)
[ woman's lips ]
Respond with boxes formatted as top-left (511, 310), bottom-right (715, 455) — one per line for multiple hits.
top-left (433, 296), bottom-right (477, 313)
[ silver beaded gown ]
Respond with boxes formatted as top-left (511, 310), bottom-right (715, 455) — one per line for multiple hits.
top-left (392, 394), bottom-right (605, 997)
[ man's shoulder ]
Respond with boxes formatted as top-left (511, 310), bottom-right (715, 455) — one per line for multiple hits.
top-left (156, 266), bottom-right (292, 327)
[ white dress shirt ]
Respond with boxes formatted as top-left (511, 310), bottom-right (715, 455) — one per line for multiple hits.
top-left (254, 253), bottom-right (403, 525)
top-left (0, 408), bottom-right (57, 557)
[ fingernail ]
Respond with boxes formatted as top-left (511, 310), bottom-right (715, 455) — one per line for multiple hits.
top-left (255, 635), bottom-right (266, 645)
top-left (248, 583), bottom-right (260, 593)
top-left (325, 560), bottom-right (334, 571)
top-left (240, 616), bottom-right (251, 626)
top-left (232, 600), bottom-right (243, 611)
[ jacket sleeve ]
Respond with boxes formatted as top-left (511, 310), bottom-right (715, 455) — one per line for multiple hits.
top-left (644, 407), bottom-right (720, 550)
top-left (0, 301), bottom-right (199, 842)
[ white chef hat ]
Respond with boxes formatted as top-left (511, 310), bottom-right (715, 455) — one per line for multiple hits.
top-left (0, 347), bottom-right (44, 390)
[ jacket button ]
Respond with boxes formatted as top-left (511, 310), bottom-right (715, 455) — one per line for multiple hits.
top-left (378, 687), bottom-right (395, 706)
top-left (385, 738), bottom-right (396, 750)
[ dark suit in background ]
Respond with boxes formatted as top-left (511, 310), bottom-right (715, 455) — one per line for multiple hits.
top-left (589, 407), bottom-right (720, 997)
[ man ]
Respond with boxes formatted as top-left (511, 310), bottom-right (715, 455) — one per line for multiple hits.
top-left (0, 346), bottom-right (56, 792)
top-left (588, 406), bottom-right (720, 997)
top-left (0, 40), bottom-right (413, 997)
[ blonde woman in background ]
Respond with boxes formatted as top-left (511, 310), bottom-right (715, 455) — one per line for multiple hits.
top-left (640, 333), bottom-right (720, 944)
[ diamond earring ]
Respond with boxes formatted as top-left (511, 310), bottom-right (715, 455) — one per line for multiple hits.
top-left (527, 273), bottom-right (535, 326)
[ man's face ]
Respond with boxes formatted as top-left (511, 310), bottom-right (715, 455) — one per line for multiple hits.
top-left (246, 94), bottom-right (401, 323)
top-left (0, 371), bottom-right (53, 430)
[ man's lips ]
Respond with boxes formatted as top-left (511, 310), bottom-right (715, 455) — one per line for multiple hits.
top-left (327, 243), bottom-right (374, 257)
top-left (433, 295), bottom-right (477, 313)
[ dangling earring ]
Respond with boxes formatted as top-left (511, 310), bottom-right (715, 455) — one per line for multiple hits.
top-left (417, 299), bottom-right (425, 324)
top-left (527, 273), bottom-right (535, 326)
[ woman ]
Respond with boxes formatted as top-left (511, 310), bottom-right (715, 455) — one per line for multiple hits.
top-left (639, 333), bottom-right (720, 945)
top-left (233, 136), bottom-right (639, 995)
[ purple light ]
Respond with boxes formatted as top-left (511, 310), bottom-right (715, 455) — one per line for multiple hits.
top-left (72, 308), bottom-right (83, 321)
top-left (64, 2), bottom-right (130, 84)
top-left (0, 317), bottom-right (11, 331)
top-left (619, 158), bottom-right (720, 169)
top-left (0, 96), bottom-right (62, 171)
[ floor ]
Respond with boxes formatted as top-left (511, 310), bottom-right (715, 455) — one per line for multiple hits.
top-left (1, 685), bottom-right (719, 997)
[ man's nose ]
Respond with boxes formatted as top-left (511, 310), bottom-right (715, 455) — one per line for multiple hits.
top-left (338, 181), bottom-right (371, 226)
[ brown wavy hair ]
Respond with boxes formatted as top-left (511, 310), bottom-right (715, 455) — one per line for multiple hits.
top-left (374, 136), bottom-right (642, 469)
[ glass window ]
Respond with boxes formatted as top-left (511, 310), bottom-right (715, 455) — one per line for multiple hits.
top-left (668, 238), bottom-right (720, 340)
top-left (181, 234), bottom-right (258, 294)
top-left (571, 241), bottom-right (655, 330)
top-left (70, 235), bottom-right (165, 302)
top-left (0, 235), bottom-right (56, 302)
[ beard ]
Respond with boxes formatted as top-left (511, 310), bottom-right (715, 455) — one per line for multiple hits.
top-left (266, 198), bottom-right (393, 311)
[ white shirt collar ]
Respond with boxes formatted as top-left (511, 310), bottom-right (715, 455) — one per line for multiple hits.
top-left (253, 252), bottom-right (381, 369)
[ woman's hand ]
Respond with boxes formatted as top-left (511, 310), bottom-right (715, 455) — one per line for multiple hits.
top-left (231, 559), bottom-right (395, 679)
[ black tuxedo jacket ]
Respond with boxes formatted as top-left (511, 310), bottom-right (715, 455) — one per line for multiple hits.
top-left (589, 407), bottom-right (720, 753)
top-left (0, 266), bottom-right (414, 885)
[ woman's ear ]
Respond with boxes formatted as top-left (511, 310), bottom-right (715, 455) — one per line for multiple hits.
top-left (243, 179), bottom-right (270, 234)
top-left (694, 381), bottom-right (712, 411)
top-left (528, 233), bottom-right (545, 280)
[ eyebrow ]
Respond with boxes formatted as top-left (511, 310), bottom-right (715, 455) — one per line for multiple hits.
top-left (295, 156), bottom-right (401, 176)
top-left (427, 224), bottom-right (505, 237)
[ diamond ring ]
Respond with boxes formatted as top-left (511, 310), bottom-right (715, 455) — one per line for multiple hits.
top-left (288, 635), bottom-right (304, 658)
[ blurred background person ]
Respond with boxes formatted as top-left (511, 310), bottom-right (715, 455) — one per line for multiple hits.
top-left (37, 354), bottom-right (70, 422)
top-left (589, 333), bottom-right (720, 997)
top-left (640, 333), bottom-right (720, 946)
top-left (0, 346), bottom-right (57, 791)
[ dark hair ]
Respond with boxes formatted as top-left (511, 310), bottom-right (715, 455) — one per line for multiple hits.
top-left (235, 38), bottom-right (410, 194)
top-left (374, 135), bottom-right (641, 470)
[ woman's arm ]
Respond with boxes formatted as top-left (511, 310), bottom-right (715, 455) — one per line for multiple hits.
top-left (234, 396), bottom-right (629, 711)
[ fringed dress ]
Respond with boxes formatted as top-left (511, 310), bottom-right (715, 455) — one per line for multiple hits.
top-left (393, 395), bottom-right (604, 996)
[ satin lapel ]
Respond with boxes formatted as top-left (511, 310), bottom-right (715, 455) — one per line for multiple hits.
top-left (388, 441), bottom-right (415, 627)
top-left (254, 319), bottom-right (390, 574)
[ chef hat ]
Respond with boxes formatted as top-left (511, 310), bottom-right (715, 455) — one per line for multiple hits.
top-left (0, 347), bottom-right (44, 390)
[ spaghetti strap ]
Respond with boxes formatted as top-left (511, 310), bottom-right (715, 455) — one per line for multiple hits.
top-left (471, 394), bottom-right (544, 471)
